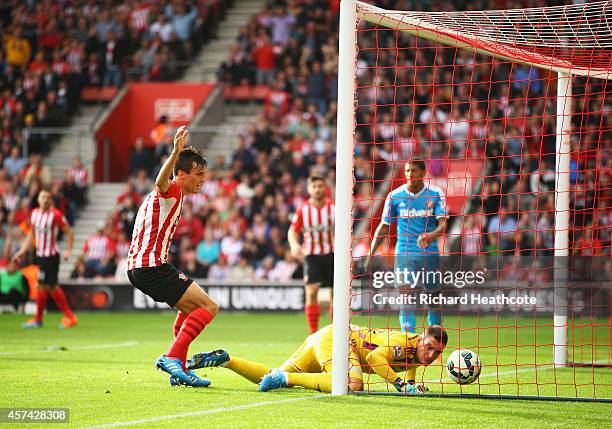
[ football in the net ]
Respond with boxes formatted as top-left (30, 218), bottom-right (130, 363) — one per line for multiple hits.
top-left (447, 349), bottom-right (481, 384)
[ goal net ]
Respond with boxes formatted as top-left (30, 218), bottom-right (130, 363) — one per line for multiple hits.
top-left (332, 0), bottom-right (611, 401)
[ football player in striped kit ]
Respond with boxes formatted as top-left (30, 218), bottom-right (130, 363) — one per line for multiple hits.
top-left (126, 126), bottom-right (224, 388)
top-left (13, 189), bottom-right (76, 329)
top-left (288, 175), bottom-right (335, 334)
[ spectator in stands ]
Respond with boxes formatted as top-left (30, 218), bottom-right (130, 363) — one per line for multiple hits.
top-left (132, 168), bottom-right (154, 195)
top-left (573, 224), bottom-right (606, 256)
top-left (66, 156), bottom-right (89, 206)
top-left (253, 31), bottom-right (277, 86)
top-left (228, 253), bottom-right (254, 281)
top-left (196, 228), bottom-right (221, 269)
top-left (150, 115), bottom-right (173, 159)
top-left (82, 226), bottom-right (117, 277)
top-left (4, 27), bottom-right (31, 67)
top-left (102, 30), bottom-right (128, 87)
top-left (182, 249), bottom-right (208, 278)
top-left (268, 249), bottom-right (297, 281)
top-left (487, 210), bottom-right (518, 252)
top-left (3, 146), bottom-right (26, 179)
top-left (129, 136), bottom-right (154, 175)
top-left (166, 2), bottom-right (197, 56)
top-left (23, 154), bottom-right (52, 189)
top-left (70, 256), bottom-right (91, 280)
top-left (261, 2), bottom-right (296, 46)
top-left (150, 13), bottom-right (174, 43)
top-left (207, 254), bottom-right (230, 280)
top-left (0, 260), bottom-right (30, 311)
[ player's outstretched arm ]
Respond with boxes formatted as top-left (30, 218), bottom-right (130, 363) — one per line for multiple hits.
top-left (365, 347), bottom-right (399, 385)
top-left (155, 125), bottom-right (188, 194)
top-left (365, 348), bottom-right (423, 395)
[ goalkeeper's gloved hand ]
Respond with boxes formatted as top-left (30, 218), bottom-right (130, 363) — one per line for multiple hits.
top-left (393, 378), bottom-right (423, 395)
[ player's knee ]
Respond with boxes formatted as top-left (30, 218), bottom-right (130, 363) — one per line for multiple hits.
top-left (203, 300), bottom-right (219, 317)
top-left (305, 284), bottom-right (319, 302)
top-left (348, 380), bottom-right (364, 392)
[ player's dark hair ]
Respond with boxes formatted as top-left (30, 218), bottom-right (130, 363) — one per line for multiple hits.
top-left (307, 175), bottom-right (325, 186)
top-left (425, 325), bottom-right (448, 346)
top-left (174, 147), bottom-right (207, 176)
top-left (407, 159), bottom-right (426, 171)
top-left (406, 158), bottom-right (427, 171)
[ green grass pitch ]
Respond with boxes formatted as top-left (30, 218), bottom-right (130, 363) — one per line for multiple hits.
top-left (1, 312), bottom-right (610, 428)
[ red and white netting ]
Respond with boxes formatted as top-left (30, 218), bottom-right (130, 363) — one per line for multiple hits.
top-left (346, 0), bottom-right (611, 400)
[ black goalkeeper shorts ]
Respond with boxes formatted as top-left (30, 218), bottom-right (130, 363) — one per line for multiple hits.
top-left (127, 264), bottom-right (193, 308)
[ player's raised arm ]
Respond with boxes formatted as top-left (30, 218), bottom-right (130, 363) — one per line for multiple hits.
top-left (155, 125), bottom-right (188, 194)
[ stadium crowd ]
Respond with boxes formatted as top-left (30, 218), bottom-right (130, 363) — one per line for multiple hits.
top-left (0, 0), bottom-right (225, 280)
top-left (0, 0), bottom-right (607, 284)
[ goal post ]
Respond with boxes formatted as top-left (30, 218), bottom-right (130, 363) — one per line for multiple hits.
top-left (332, 0), bottom-right (611, 400)
top-left (331, 0), bottom-right (357, 396)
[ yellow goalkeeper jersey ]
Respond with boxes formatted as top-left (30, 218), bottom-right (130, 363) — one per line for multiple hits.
top-left (349, 324), bottom-right (420, 384)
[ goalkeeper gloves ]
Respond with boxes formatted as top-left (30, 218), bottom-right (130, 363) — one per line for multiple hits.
top-left (393, 378), bottom-right (422, 395)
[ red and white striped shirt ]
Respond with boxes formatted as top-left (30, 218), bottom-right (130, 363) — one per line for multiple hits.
top-left (291, 198), bottom-right (335, 256)
top-left (129, 3), bottom-right (151, 31)
top-left (67, 166), bottom-right (88, 188)
top-left (83, 233), bottom-right (116, 261)
top-left (127, 180), bottom-right (184, 269)
top-left (30, 208), bottom-right (67, 257)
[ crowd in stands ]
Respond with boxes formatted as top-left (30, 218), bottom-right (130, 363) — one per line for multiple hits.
top-left (4, 0), bottom-right (603, 283)
top-left (0, 0), bottom-right (225, 286)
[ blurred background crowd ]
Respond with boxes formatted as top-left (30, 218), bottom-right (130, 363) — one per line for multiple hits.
top-left (0, 0), bottom-right (608, 284)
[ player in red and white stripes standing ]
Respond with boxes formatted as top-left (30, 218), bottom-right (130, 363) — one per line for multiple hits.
top-left (126, 126), bottom-right (223, 388)
top-left (13, 190), bottom-right (76, 329)
top-left (288, 175), bottom-right (335, 334)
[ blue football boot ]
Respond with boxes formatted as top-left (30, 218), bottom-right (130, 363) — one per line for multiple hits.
top-left (155, 355), bottom-right (193, 386)
top-left (186, 349), bottom-right (230, 370)
top-left (22, 319), bottom-right (43, 329)
top-left (259, 370), bottom-right (288, 392)
top-left (169, 371), bottom-right (211, 387)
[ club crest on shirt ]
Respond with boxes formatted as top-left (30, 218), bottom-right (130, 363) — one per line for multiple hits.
top-left (393, 345), bottom-right (403, 359)
top-left (178, 272), bottom-right (188, 282)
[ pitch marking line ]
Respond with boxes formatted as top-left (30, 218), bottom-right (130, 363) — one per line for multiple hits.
top-left (81, 394), bottom-right (326, 429)
top-left (0, 341), bottom-right (139, 356)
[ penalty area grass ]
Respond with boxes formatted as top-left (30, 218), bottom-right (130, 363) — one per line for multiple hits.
top-left (0, 312), bottom-right (610, 428)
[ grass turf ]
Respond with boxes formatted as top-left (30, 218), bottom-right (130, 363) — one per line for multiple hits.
top-left (0, 311), bottom-right (610, 428)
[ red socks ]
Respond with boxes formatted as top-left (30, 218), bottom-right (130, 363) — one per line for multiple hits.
top-left (35, 289), bottom-right (48, 322)
top-left (173, 311), bottom-right (187, 337)
top-left (167, 308), bottom-right (214, 363)
top-left (305, 304), bottom-right (320, 334)
top-left (49, 288), bottom-right (74, 318)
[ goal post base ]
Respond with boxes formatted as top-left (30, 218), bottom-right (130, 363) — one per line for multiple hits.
top-left (351, 391), bottom-right (612, 403)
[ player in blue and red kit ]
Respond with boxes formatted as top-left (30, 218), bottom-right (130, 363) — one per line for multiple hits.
top-left (369, 159), bottom-right (448, 333)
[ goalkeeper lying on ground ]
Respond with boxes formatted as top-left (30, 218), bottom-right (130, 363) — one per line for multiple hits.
top-left (187, 324), bottom-right (447, 394)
